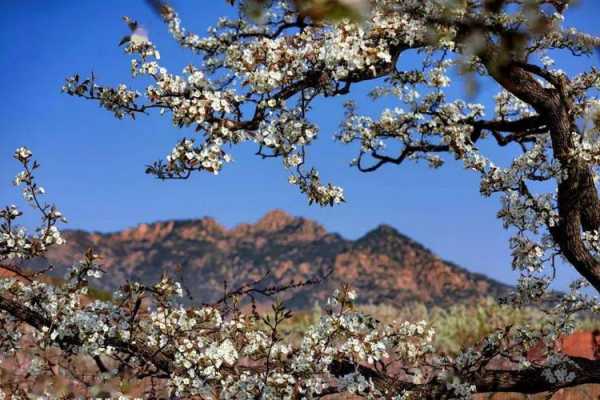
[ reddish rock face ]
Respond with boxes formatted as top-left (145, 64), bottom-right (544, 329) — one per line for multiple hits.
top-left (28, 210), bottom-right (510, 308)
top-left (558, 331), bottom-right (600, 360)
top-left (527, 330), bottom-right (600, 362)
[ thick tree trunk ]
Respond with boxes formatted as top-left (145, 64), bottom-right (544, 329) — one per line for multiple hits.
top-left (484, 57), bottom-right (600, 294)
top-left (546, 96), bottom-right (600, 293)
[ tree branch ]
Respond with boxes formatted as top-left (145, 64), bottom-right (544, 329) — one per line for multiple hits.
top-left (0, 293), bottom-right (174, 375)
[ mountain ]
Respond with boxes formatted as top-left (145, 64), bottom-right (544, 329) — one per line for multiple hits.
top-left (31, 210), bottom-right (510, 308)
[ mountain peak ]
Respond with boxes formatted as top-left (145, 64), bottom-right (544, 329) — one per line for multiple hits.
top-left (118, 221), bottom-right (176, 242)
top-left (197, 216), bottom-right (227, 233)
top-left (355, 224), bottom-right (434, 258)
top-left (371, 224), bottom-right (400, 235)
top-left (254, 209), bottom-right (296, 232)
top-left (359, 223), bottom-right (409, 243)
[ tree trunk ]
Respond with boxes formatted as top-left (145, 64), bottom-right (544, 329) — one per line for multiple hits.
top-left (484, 57), bottom-right (600, 294)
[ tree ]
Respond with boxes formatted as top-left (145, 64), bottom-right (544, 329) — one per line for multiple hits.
top-left (1, 0), bottom-right (600, 398)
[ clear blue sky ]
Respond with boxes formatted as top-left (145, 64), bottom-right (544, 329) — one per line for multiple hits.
top-left (1, 1), bottom-right (599, 289)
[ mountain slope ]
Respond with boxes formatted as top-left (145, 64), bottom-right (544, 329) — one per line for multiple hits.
top-left (32, 210), bottom-right (510, 308)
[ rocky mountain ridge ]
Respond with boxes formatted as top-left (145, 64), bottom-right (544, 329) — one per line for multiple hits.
top-left (33, 210), bottom-right (510, 308)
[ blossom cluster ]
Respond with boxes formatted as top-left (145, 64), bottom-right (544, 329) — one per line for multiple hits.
top-left (0, 148), bottom-right (66, 260)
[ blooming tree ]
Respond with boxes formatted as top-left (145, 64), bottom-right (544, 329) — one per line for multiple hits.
top-left (2, 0), bottom-right (600, 398)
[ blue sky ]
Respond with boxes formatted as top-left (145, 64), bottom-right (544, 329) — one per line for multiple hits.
top-left (1, 1), bottom-right (600, 289)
